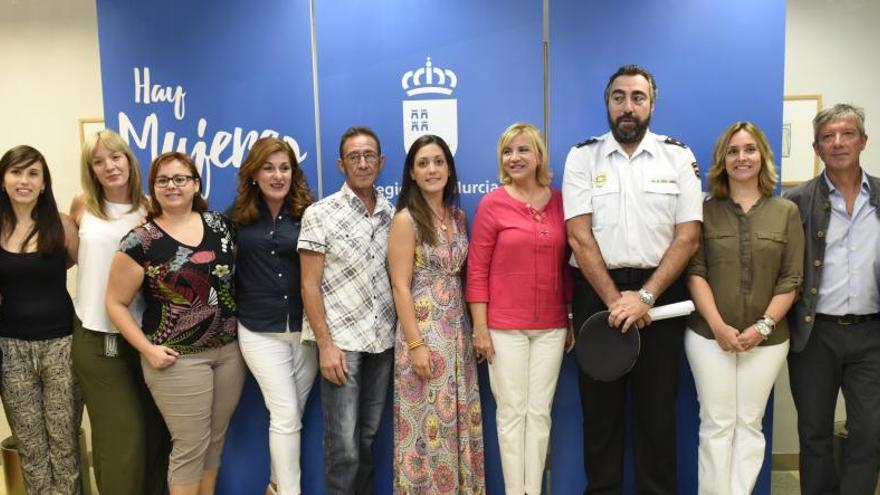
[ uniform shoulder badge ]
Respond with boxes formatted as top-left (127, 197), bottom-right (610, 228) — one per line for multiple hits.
top-left (691, 161), bottom-right (701, 179)
top-left (575, 137), bottom-right (599, 148)
top-left (663, 136), bottom-right (689, 149)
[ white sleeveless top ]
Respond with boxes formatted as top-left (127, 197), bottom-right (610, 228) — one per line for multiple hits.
top-left (75, 201), bottom-right (147, 333)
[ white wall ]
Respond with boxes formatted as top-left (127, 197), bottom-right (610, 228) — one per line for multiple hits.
top-left (784, 0), bottom-right (879, 174)
top-left (0, 0), bottom-right (104, 211)
top-left (0, 0), bottom-right (103, 445)
top-left (772, 0), bottom-right (880, 456)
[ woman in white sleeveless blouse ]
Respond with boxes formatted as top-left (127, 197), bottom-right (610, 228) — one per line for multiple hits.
top-left (70, 129), bottom-right (170, 495)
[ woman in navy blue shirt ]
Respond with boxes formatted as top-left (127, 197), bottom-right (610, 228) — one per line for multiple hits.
top-left (231, 137), bottom-right (316, 495)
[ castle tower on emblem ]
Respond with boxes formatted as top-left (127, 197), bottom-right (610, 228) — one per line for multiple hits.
top-left (401, 57), bottom-right (458, 154)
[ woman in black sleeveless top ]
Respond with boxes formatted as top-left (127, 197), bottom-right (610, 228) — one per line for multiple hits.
top-left (0, 145), bottom-right (81, 495)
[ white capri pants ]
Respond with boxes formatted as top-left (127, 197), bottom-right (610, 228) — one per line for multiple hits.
top-left (685, 329), bottom-right (788, 495)
top-left (488, 328), bottom-right (566, 495)
top-left (238, 324), bottom-right (317, 495)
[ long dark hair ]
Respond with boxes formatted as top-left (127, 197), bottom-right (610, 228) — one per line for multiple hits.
top-left (395, 135), bottom-right (459, 245)
top-left (0, 145), bottom-right (66, 256)
top-left (232, 137), bottom-right (314, 224)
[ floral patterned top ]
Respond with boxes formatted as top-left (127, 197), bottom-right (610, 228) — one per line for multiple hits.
top-left (119, 210), bottom-right (237, 354)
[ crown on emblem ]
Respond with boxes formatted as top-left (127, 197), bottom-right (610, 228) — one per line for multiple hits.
top-left (401, 57), bottom-right (457, 97)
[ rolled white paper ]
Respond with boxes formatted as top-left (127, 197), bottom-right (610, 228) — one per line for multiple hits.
top-left (646, 300), bottom-right (696, 321)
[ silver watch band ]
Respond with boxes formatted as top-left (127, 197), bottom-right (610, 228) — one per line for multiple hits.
top-left (638, 288), bottom-right (655, 307)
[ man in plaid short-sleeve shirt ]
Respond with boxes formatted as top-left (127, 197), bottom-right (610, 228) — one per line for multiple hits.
top-left (298, 126), bottom-right (396, 494)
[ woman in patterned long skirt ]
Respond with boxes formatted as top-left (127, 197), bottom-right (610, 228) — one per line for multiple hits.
top-left (388, 134), bottom-right (485, 494)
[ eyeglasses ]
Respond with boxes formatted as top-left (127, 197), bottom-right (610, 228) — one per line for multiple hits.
top-left (154, 175), bottom-right (195, 188)
top-left (343, 152), bottom-right (379, 166)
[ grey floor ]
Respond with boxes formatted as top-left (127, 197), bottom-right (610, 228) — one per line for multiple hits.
top-left (772, 470), bottom-right (801, 494)
top-left (0, 470), bottom-right (809, 495)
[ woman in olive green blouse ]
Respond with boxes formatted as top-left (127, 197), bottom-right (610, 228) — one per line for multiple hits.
top-left (685, 122), bottom-right (805, 495)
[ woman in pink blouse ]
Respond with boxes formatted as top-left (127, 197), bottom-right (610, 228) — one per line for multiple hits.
top-left (467, 122), bottom-right (574, 495)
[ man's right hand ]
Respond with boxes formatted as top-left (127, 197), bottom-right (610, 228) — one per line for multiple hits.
top-left (319, 341), bottom-right (349, 385)
top-left (608, 291), bottom-right (652, 332)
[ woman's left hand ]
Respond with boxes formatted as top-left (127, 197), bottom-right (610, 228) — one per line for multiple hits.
top-left (737, 325), bottom-right (764, 351)
top-left (565, 324), bottom-right (576, 353)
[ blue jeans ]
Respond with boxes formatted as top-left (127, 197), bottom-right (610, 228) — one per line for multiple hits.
top-left (321, 348), bottom-right (393, 495)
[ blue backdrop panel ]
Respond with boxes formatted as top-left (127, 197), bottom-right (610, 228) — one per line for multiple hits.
top-left (95, 0), bottom-right (318, 211)
top-left (548, 0), bottom-right (786, 182)
top-left (95, 1), bottom-right (318, 494)
top-left (313, 0), bottom-right (544, 216)
top-left (548, 0), bottom-right (786, 493)
top-left (313, 1), bottom-right (544, 493)
top-left (92, 0), bottom-right (788, 493)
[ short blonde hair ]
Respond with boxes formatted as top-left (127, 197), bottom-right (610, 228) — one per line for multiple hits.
top-left (707, 122), bottom-right (777, 198)
top-left (497, 122), bottom-right (552, 187)
top-left (80, 129), bottom-right (147, 219)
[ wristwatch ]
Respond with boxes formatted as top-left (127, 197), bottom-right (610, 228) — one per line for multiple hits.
top-left (754, 315), bottom-right (776, 340)
top-left (638, 288), bottom-right (655, 307)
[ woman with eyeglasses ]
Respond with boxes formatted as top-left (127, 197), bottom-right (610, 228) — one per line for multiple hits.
top-left (70, 129), bottom-right (170, 495)
top-left (388, 134), bottom-right (485, 493)
top-left (686, 122), bottom-right (804, 494)
top-left (106, 151), bottom-right (245, 495)
top-left (229, 137), bottom-right (316, 495)
top-left (0, 145), bottom-right (81, 494)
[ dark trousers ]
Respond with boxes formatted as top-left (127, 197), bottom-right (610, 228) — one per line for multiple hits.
top-left (573, 269), bottom-right (686, 495)
top-left (789, 317), bottom-right (880, 495)
top-left (72, 322), bottom-right (170, 495)
top-left (321, 348), bottom-right (393, 495)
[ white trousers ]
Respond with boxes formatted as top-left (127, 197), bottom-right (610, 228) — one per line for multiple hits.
top-left (684, 329), bottom-right (789, 495)
top-left (488, 328), bottom-right (566, 495)
top-left (238, 324), bottom-right (318, 495)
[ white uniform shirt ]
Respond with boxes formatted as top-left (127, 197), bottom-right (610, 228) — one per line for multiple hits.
top-left (562, 130), bottom-right (703, 269)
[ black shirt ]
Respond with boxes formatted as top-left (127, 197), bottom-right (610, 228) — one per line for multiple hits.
top-left (119, 211), bottom-right (237, 354)
top-left (233, 200), bottom-right (304, 332)
top-left (0, 248), bottom-right (74, 340)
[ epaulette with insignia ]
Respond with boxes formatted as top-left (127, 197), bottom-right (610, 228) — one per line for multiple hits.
top-left (575, 137), bottom-right (599, 148)
top-left (663, 136), bottom-right (689, 149)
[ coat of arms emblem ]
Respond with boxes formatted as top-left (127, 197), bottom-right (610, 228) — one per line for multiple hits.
top-left (402, 57), bottom-right (458, 154)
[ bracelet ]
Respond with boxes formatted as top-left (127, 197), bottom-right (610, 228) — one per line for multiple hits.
top-left (754, 315), bottom-right (775, 341)
top-left (407, 339), bottom-right (425, 350)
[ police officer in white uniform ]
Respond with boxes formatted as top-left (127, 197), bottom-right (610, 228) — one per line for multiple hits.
top-left (562, 65), bottom-right (703, 495)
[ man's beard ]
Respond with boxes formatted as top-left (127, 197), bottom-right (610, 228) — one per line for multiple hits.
top-left (608, 111), bottom-right (651, 144)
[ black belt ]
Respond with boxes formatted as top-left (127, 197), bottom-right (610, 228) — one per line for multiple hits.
top-left (815, 313), bottom-right (880, 325)
top-left (608, 267), bottom-right (655, 285)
